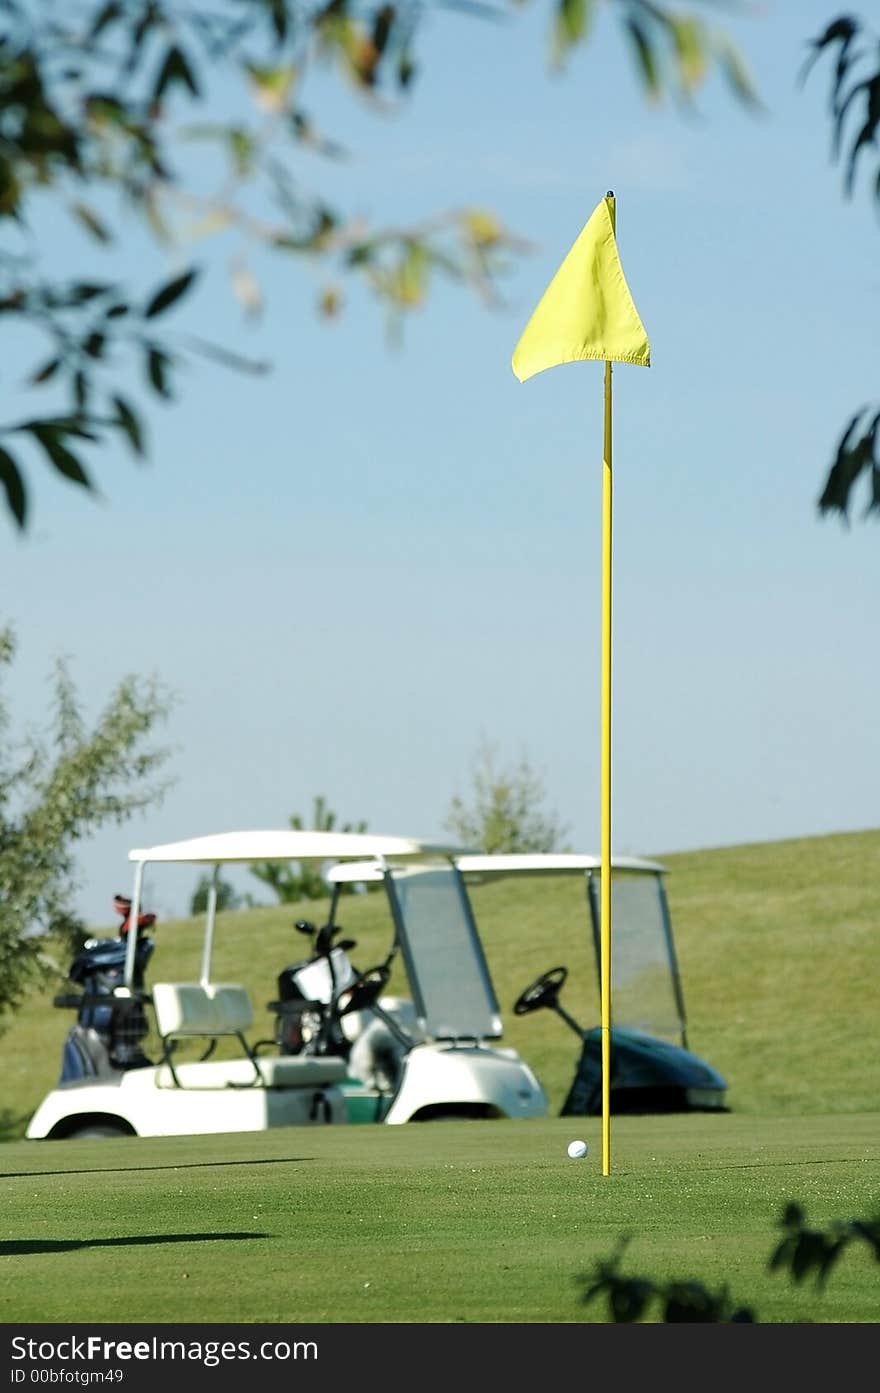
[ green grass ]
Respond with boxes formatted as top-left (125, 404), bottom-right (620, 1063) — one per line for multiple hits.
top-left (1, 828), bottom-right (878, 1323)
top-left (2, 1113), bottom-right (878, 1323)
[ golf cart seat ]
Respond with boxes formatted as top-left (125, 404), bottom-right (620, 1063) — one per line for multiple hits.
top-left (151, 982), bottom-right (347, 1090)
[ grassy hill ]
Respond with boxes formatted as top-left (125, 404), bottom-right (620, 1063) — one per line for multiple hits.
top-left (2, 828), bottom-right (878, 1139)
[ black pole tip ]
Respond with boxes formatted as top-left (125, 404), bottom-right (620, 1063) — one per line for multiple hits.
top-left (606, 189), bottom-right (614, 198)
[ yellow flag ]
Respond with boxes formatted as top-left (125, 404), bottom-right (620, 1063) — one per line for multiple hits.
top-left (512, 196), bottom-right (650, 383)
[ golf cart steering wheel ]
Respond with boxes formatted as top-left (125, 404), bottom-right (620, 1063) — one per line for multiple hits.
top-left (335, 963), bottom-right (391, 1018)
top-left (513, 965), bottom-right (568, 1016)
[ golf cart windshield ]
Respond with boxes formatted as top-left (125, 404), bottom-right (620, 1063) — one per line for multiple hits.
top-left (586, 869), bottom-right (686, 1045)
top-left (327, 858), bottom-right (503, 1041)
top-left (456, 854), bottom-right (688, 1049)
top-left (387, 863), bottom-right (503, 1040)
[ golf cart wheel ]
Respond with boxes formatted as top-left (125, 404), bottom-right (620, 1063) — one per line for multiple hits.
top-left (60, 1118), bottom-right (135, 1140)
top-left (513, 966), bottom-right (568, 1015)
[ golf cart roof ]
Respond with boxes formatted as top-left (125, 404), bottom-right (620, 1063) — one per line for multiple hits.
top-left (456, 852), bottom-right (667, 880)
top-left (121, 831), bottom-right (474, 995)
top-left (327, 851), bottom-right (667, 886)
top-left (328, 860), bottom-right (402, 884)
top-left (128, 830), bottom-right (473, 867)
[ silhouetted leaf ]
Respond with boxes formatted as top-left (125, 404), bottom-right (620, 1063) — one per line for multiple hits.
top-left (0, 152), bottom-right (22, 217)
top-left (664, 1280), bottom-right (722, 1322)
top-left (373, 5), bottom-right (396, 56)
top-left (68, 283), bottom-right (111, 304)
top-left (609, 1279), bottom-right (652, 1322)
top-left (269, 0), bottom-right (289, 43)
top-left (30, 358), bottom-right (62, 385)
top-left (18, 416), bottom-right (97, 443)
top-left (89, 2), bottom-right (122, 39)
top-left (0, 446), bottom-right (26, 527)
top-left (29, 427), bottom-right (92, 489)
top-left (153, 45), bottom-right (200, 102)
top-left (731, 1307), bottom-right (756, 1323)
top-left (849, 1216), bottom-right (880, 1259)
top-left (397, 50), bottom-right (416, 89)
top-left (798, 16), bottom-right (858, 89)
top-left (112, 396), bottom-right (144, 456)
top-left (818, 407), bottom-right (880, 519)
top-left (790, 1231), bottom-right (827, 1283)
top-left (146, 347), bottom-right (172, 398)
top-left (144, 268), bottom-right (199, 319)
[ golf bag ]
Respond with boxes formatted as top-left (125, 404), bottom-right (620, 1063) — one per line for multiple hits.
top-left (268, 920), bottom-right (412, 1093)
top-left (54, 895), bottom-right (156, 1083)
top-left (269, 920), bottom-right (360, 1058)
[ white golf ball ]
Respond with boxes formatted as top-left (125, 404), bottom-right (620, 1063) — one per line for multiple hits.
top-left (567, 1139), bottom-right (588, 1160)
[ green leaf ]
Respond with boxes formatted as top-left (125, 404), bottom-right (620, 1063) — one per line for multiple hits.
top-left (70, 202), bottom-right (113, 244)
top-left (269, 0), bottom-right (289, 43)
top-left (144, 268), bottom-right (199, 319)
top-left (83, 332), bottom-right (105, 359)
top-left (0, 152), bottom-right (22, 218)
top-left (397, 51), bottom-right (416, 90)
top-left (559, 0), bottom-right (591, 47)
top-left (69, 283), bottom-right (111, 304)
top-left (717, 38), bottom-right (761, 110)
top-left (30, 427), bottom-right (92, 490)
top-left (0, 445), bottom-right (27, 527)
top-left (83, 93), bottom-right (129, 126)
top-left (17, 415), bottom-right (97, 443)
top-left (112, 396), bottom-right (145, 456)
top-left (624, 17), bottom-right (661, 100)
top-left (89, 2), bottom-right (122, 39)
top-left (245, 63), bottom-right (298, 113)
top-left (181, 335), bottom-right (271, 375)
top-left (153, 45), bottom-right (200, 102)
top-left (146, 347), bottom-right (172, 398)
top-left (669, 16), bottom-right (708, 94)
top-left (30, 358), bottom-right (62, 386)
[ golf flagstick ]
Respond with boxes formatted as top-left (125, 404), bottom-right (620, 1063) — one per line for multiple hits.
top-left (511, 192), bottom-right (651, 1175)
top-left (601, 350), bottom-right (613, 1176)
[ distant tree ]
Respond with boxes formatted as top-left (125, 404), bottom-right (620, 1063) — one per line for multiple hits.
top-left (249, 794), bottom-right (368, 902)
top-left (445, 737), bottom-right (569, 853)
top-left (0, 623), bottom-right (173, 1030)
top-left (189, 872), bottom-right (243, 915)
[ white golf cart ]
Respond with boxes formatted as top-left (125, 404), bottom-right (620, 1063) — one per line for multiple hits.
top-left (455, 853), bottom-right (728, 1115)
top-left (26, 830), bottom-right (549, 1140)
top-left (321, 854), bottom-right (554, 1123)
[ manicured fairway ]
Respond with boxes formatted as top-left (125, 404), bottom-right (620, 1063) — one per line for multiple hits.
top-left (3, 1112), bottom-right (877, 1324)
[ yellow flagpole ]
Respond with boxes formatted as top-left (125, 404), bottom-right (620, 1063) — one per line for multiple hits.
top-left (600, 194), bottom-right (615, 1177)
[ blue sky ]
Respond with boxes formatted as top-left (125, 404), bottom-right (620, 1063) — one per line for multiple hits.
top-left (5, 0), bottom-right (880, 925)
